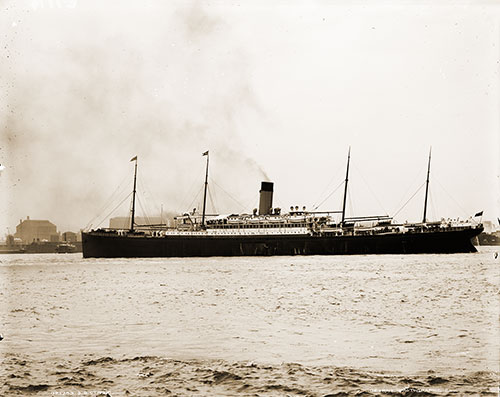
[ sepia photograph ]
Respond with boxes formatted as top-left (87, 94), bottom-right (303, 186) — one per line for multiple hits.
top-left (0, 0), bottom-right (499, 395)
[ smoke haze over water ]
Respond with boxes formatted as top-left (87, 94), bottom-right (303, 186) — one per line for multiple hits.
top-left (0, 1), bottom-right (498, 234)
top-left (0, 1), bottom-right (272, 232)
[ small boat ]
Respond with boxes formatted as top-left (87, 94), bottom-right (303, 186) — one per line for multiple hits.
top-left (55, 243), bottom-right (77, 254)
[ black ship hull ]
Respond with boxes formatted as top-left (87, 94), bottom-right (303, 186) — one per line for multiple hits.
top-left (82, 227), bottom-right (482, 258)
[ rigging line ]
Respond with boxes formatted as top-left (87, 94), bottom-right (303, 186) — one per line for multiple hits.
top-left (136, 194), bottom-right (151, 225)
top-left (208, 184), bottom-right (219, 213)
top-left (126, 193), bottom-right (133, 227)
top-left (137, 177), bottom-right (157, 219)
top-left (93, 192), bottom-right (132, 229)
top-left (210, 178), bottom-right (247, 212)
top-left (142, 184), bottom-right (159, 222)
top-left (85, 174), bottom-right (131, 229)
top-left (433, 174), bottom-right (470, 218)
top-left (135, 194), bottom-right (145, 223)
top-left (272, 196), bottom-right (286, 211)
top-left (101, 179), bottom-right (130, 213)
top-left (392, 182), bottom-right (425, 219)
top-left (313, 180), bottom-right (344, 211)
top-left (177, 169), bottom-right (205, 213)
top-left (135, 179), bottom-right (147, 217)
top-left (243, 193), bottom-right (259, 213)
top-left (392, 167), bottom-right (425, 217)
top-left (207, 185), bottom-right (217, 214)
top-left (312, 160), bottom-right (346, 208)
top-left (348, 184), bottom-right (354, 218)
top-left (352, 162), bottom-right (388, 215)
top-left (139, 172), bottom-right (165, 218)
top-left (429, 189), bottom-right (436, 222)
top-left (186, 185), bottom-right (205, 213)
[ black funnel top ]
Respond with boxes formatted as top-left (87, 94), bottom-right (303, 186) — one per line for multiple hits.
top-left (260, 182), bottom-right (274, 192)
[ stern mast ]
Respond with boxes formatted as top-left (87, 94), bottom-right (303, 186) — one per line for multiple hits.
top-left (341, 146), bottom-right (351, 225)
top-left (130, 155), bottom-right (138, 232)
top-left (422, 147), bottom-right (431, 223)
top-left (201, 151), bottom-right (209, 228)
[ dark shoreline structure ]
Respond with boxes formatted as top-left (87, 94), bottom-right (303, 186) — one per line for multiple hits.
top-left (0, 241), bottom-right (82, 254)
top-left (82, 150), bottom-right (483, 258)
top-left (477, 231), bottom-right (500, 246)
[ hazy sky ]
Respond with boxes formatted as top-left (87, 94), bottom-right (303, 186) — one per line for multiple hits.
top-left (0, 0), bottom-right (499, 234)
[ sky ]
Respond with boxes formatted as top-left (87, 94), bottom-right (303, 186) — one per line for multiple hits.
top-left (0, 0), bottom-right (499, 235)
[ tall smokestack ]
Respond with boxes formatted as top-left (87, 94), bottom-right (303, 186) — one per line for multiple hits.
top-left (258, 181), bottom-right (273, 215)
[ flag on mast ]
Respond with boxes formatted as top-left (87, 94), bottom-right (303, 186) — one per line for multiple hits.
top-left (130, 156), bottom-right (137, 162)
top-left (202, 151), bottom-right (209, 156)
top-left (474, 211), bottom-right (483, 217)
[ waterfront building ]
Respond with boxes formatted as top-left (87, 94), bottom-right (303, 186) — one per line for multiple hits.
top-left (14, 216), bottom-right (59, 244)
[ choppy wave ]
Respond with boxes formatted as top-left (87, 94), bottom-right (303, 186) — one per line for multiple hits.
top-left (0, 249), bottom-right (499, 395)
top-left (1, 353), bottom-right (498, 396)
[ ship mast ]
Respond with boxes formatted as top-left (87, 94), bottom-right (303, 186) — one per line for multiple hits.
top-left (130, 155), bottom-right (138, 232)
top-left (422, 147), bottom-right (431, 223)
top-left (201, 150), bottom-right (209, 228)
top-left (341, 146), bottom-right (351, 225)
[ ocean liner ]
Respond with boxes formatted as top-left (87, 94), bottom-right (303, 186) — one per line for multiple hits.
top-left (82, 150), bottom-right (483, 258)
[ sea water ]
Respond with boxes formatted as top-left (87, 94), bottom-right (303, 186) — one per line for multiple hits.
top-left (0, 248), bottom-right (498, 396)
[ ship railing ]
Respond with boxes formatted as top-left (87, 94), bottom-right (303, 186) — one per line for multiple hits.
top-left (89, 228), bottom-right (120, 234)
top-left (338, 222), bottom-right (477, 236)
top-left (161, 227), bottom-right (311, 236)
top-left (204, 222), bottom-right (313, 229)
top-left (344, 215), bottom-right (392, 222)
